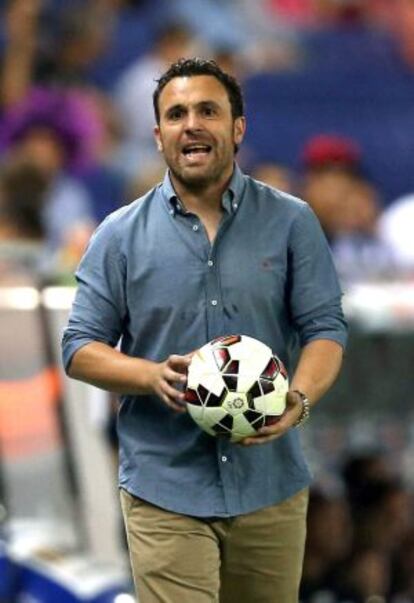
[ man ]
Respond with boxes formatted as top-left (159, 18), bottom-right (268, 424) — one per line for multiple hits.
top-left (62, 58), bottom-right (347, 603)
top-left (299, 133), bottom-right (393, 286)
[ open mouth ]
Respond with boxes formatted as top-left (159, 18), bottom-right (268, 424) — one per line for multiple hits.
top-left (182, 144), bottom-right (212, 160)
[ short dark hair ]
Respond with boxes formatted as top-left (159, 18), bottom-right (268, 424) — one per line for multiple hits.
top-left (153, 57), bottom-right (244, 124)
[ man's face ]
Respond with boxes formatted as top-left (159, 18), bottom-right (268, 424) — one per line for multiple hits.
top-left (154, 75), bottom-right (245, 190)
top-left (16, 127), bottom-right (65, 176)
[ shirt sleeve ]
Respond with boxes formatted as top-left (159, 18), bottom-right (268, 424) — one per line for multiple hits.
top-left (61, 216), bottom-right (127, 372)
top-left (288, 203), bottom-right (348, 349)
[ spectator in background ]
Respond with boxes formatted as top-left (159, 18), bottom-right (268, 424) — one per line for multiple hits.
top-left (0, 88), bottom-right (96, 268)
top-left (341, 449), bottom-right (393, 507)
top-left (32, 3), bottom-right (110, 88)
top-left (393, 530), bottom-right (414, 602)
top-left (337, 546), bottom-right (392, 602)
top-left (251, 0), bottom-right (315, 30)
top-left (250, 160), bottom-right (294, 194)
top-left (125, 161), bottom-right (166, 205)
top-left (300, 488), bottom-right (353, 601)
top-left (341, 451), bottom-right (412, 558)
top-left (0, 0), bottom-right (109, 107)
top-left (341, 453), bottom-right (412, 601)
top-left (0, 0), bottom-right (40, 111)
top-left (309, 0), bottom-right (373, 27)
top-left (299, 133), bottom-right (393, 286)
top-left (301, 450), bottom-right (414, 603)
top-left (167, 0), bottom-right (251, 55)
top-left (385, 0), bottom-right (414, 70)
top-left (0, 0), bottom-right (157, 94)
top-left (179, 0), bottom-right (304, 74)
top-left (301, 134), bottom-right (372, 237)
top-left (349, 477), bottom-right (411, 556)
top-left (114, 23), bottom-right (200, 179)
top-left (82, 0), bottom-right (172, 90)
top-left (343, 478), bottom-right (412, 603)
top-left (0, 0), bottom-right (128, 225)
top-left (0, 160), bottom-right (51, 282)
top-left (242, 0), bottom-right (389, 32)
top-left (377, 193), bottom-right (414, 277)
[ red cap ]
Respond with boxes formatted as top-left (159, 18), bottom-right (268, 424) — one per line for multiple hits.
top-left (302, 134), bottom-right (361, 169)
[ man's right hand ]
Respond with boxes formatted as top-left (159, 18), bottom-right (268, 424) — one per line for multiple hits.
top-left (68, 342), bottom-right (194, 409)
top-left (148, 354), bottom-right (193, 412)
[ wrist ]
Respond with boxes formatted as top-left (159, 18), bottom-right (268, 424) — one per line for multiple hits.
top-left (137, 358), bottom-right (159, 394)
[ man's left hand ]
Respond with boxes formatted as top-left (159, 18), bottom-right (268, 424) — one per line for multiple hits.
top-left (239, 390), bottom-right (303, 446)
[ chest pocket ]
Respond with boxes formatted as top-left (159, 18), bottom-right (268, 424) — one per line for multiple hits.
top-left (220, 244), bottom-right (288, 312)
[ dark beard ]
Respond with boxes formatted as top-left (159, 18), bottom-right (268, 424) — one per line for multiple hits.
top-left (169, 165), bottom-right (220, 192)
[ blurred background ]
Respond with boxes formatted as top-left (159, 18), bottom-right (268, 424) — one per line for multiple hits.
top-left (0, 0), bottom-right (413, 601)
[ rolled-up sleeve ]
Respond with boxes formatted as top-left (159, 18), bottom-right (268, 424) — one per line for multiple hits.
top-left (288, 203), bottom-right (348, 349)
top-left (61, 217), bottom-right (127, 372)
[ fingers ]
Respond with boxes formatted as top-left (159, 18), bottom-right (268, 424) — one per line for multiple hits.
top-left (167, 354), bottom-right (193, 373)
top-left (161, 396), bottom-right (186, 413)
top-left (257, 415), bottom-right (291, 437)
top-left (240, 434), bottom-right (279, 446)
top-left (240, 420), bottom-right (287, 445)
top-left (164, 366), bottom-right (187, 387)
top-left (159, 380), bottom-right (186, 413)
top-left (238, 422), bottom-right (285, 446)
top-left (158, 354), bottom-right (193, 413)
top-left (239, 391), bottom-right (303, 446)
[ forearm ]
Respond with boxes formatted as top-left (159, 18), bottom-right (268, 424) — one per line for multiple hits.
top-left (1, 48), bottom-right (33, 108)
top-left (1, 0), bottom-right (38, 108)
top-left (67, 341), bottom-right (157, 395)
top-left (290, 339), bottom-right (344, 407)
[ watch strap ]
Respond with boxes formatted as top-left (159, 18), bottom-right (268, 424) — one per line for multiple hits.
top-left (292, 390), bottom-right (310, 427)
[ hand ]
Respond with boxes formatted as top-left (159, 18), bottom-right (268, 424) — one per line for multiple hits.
top-left (149, 354), bottom-right (193, 413)
top-left (239, 390), bottom-right (303, 446)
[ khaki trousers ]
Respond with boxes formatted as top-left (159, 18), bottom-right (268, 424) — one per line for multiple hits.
top-left (121, 487), bottom-right (308, 603)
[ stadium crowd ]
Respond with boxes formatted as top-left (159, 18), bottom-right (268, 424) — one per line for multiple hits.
top-left (1, 0), bottom-right (414, 285)
top-left (0, 1), bottom-right (413, 602)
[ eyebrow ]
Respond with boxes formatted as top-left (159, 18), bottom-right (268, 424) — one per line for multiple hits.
top-left (165, 104), bottom-right (186, 117)
top-left (164, 100), bottom-right (221, 117)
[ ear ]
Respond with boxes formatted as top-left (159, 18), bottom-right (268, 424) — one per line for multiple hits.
top-left (154, 125), bottom-right (163, 152)
top-left (233, 117), bottom-right (246, 147)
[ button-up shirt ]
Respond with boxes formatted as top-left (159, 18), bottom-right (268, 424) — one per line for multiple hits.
top-left (62, 164), bottom-right (347, 517)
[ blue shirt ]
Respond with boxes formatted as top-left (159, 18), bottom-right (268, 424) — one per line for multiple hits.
top-left (62, 164), bottom-right (347, 518)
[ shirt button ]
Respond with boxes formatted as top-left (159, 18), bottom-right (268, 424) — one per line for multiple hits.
top-left (221, 456), bottom-right (227, 463)
top-left (207, 260), bottom-right (214, 267)
top-left (192, 224), bottom-right (199, 231)
top-left (211, 299), bottom-right (218, 306)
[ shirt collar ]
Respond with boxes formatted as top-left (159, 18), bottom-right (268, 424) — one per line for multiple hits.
top-left (161, 163), bottom-right (246, 216)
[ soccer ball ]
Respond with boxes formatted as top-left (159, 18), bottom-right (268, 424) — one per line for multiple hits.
top-left (184, 334), bottom-right (289, 442)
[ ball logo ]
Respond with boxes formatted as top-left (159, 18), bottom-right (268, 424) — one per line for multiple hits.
top-left (227, 397), bottom-right (244, 410)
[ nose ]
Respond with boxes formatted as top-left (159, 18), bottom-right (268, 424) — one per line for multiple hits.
top-left (184, 110), bottom-right (202, 132)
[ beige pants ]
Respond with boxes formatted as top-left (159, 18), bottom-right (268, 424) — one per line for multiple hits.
top-left (121, 487), bottom-right (308, 603)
